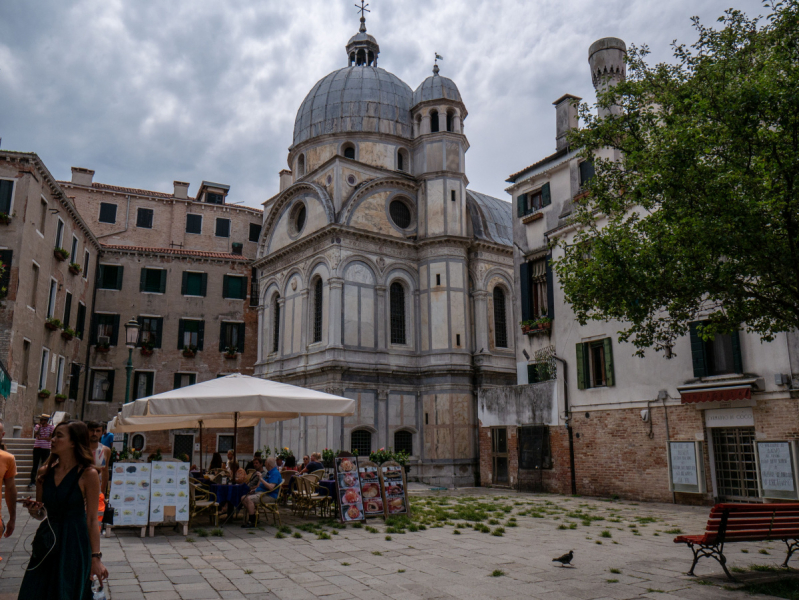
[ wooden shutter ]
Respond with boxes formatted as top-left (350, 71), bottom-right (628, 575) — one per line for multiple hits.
top-left (106, 369), bottom-right (115, 402)
top-left (159, 270), bottom-right (167, 294)
top-left (153, 317), bottom-right (163, 349)
top-left (517, 193), bottom-right (527, 217)
top-left (177, 319), bottom-right (185, 350)
top-left (0, 250), bottom-right (11, 293)
top-left (197, 320), bottom-right (205, 351)
top-left (90, 313), bottom-right (98, 344)
top-left (545, 256), bottom-right (554, 320)
top-left (223, 275), bottom-right (230, 298)
top-left (174, 373), bottom-right (182, 389)
top-left (139, 268), bottom-right (146, 292)
top-left (113, 266), bottom-right (123, 290)
top-left (731, 330), bottom-right (743, 374)
top-left (76, 303), bottom-right (86, 339)
top-left (63, 293), bottom-right (72, 328)
top-left (237, 323), bottom-right (245, 353)
top-left (181, 272), bottom-right (188, 295)
top-left (200, 273), bottom-right (208, 297)
top-left (542, 183), bottom-right (551, 207)
top-left (519, 262), bottom-right (531, 321)
top-left (575, 343), bottom-right (587, 390)
top-left (219, 322), bottom-right (226, 352)
top-left (603, 337), bottom-right (615, 387)
top-left (97, 264), bottom-right (105, 286)
top-left (111, 315), bottom-right (121, 346)
top-left (0, 180), bottom-right (12, 213)
top-left (689, 322), bottom-right (707, 378)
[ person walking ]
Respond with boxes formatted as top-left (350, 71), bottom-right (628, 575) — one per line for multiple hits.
top-left (0, 419), bottom-right (17, 561)
top-left (29, 414), bottom-right (53, 490)
top-left (19, 420), bottom-right (108, 599)
top-left (87, 422), bottom-right (111, 527)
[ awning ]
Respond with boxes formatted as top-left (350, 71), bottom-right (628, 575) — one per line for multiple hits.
top-left (680, 385), bottom-right (752, 404)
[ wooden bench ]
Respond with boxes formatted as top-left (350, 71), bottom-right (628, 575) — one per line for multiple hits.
top-left (674, 503), bottom-right (799, 580)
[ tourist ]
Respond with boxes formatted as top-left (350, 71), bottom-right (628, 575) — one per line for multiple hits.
top-left (0, 420), bottom-right (17, 553)
top-left (231, 460), bottom-right (247, 484)
top-left (225, 449), bottom-right (236, 473)
top-left (283, 455), bottom-right (297, 470)
top-left (240, 456), bottom-right (282, 529)
top-left (299, 455), bottom-right (310, 472)
top-left (87, 422), bottom-right (111, 528)
top-left (244, 451), bottom-right (262, 472)
top-left (246, 457), bottom-right (265, 489)
top-left (275, 456), bottom-right (284, 471)
top-left (208, 452), bottom-right (224, 472)
top-left (28, 414), bottom-right (53, 490)
top-left (99, 427), bottom-right (114, 450)
top-left (300, 452), bottom-right (324, 474)
top-left (19, 421), bottom-right (108, 598)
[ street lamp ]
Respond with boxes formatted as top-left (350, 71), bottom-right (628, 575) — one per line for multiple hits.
top-left (123, 318), bottom-right (140, 405)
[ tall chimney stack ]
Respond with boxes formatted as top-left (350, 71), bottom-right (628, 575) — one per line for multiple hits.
top-left (173, 181), bottom-right (190, 199)
top-left (588, 37), bottom-right (627, 117)
top-left (553, 94), bottom-right (582, 151)
top-left (279, 170), bottom-right (292, 192)
top-left (71, 167), bottom-right (95, 186)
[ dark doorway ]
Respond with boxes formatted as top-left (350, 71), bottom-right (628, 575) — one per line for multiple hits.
top-left (712, 427), bottom-right (758, 500)
top-left (491, 427), bottom-right (509, 485)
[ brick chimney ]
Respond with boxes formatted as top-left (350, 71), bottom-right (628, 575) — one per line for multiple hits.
top-left (553, 94), bottom-right (581, 151)
top-left (71, 167), bottom-right (95, 186)
top-left (279, 170), bottom-right (292, 192)
top-left (173, 181), bottom-right (190, 199)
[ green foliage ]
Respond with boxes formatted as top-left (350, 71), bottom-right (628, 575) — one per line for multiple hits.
top-left (369, 447), bottom-right (410, 465)
top-left (490, 569), bottom-right (505, 577)
top-left (737, 578), bottom-right (799, 599)
top-left (210, 528), bottom-right (224, 537)
top-left (558, 2), bottom-right (799, 354)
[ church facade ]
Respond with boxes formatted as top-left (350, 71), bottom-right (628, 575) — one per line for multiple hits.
top-left (253, 16), bottom-right (515, 486)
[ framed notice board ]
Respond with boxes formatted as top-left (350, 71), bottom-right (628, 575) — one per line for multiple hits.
top-left (379, 460), bottom-right (409, 517)
top-left (358, 460), bottom-right (384, 518)
top-left (334, 453), bottom-right (365, 524)
top-left (667, 441), bottom-right (706, 494)
top-left (755, 440), bottom-right (799, 500)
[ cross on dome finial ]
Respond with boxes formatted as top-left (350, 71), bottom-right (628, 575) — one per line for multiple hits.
top-left (346, 0), bottom-right (379, 67)
top-left (355, 1), bottom-right (370, 32)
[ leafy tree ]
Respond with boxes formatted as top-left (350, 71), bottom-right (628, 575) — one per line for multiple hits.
top-left (555, 1), bottom-right (799, 356)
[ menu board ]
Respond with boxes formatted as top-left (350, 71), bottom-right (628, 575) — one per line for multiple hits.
top-left (334, 455), bottom-right (365, 523)
top-left (379, 461), bottom-right (409, 517)
top-left (149, 461), bottom-right (190, 523)
top-left (757, 441), bottom-right (798, 499)
top-left (358, 460), bottom-right (383, 518)
top-left (667, 441), bottom-right (705, 494)
top-left (109, 462), bottom-right (150, 526)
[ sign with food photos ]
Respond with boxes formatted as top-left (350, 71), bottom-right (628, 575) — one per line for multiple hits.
top-left (109, 462), bottom-right (151, 526)
top-left (357, 460), bottom-right (384, 518)
top-left (379, 461), bottom-right (409, 517)
top-left (334, 454), bottom-right (365, 523)
top-left (149, 461), bottom-right (191, 523)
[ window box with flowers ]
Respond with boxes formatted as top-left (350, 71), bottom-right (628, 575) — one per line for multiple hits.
top-left (224, 346), bottom-right (238, 359)
top-left (45, 318), bottom-right (62, 332)
top-left (140, 341), bottom-right (155, 357)
top-left (182, 345), bottom-right (197, 358)
top-left (95, 342), bottom-right (110, 354)
top-left (0, 212), bottom-right (11, 226)
top-left (55, 393), bottom-right (67, 402)
top-left (68, 262), bottom-right (82, 276)
top-left (61, 327), bottom-right (76, 341)
top-left (53, 247), bottom-right (70, 262)
top-left (38, 389), bottom-right (51, 399)
top-left (520, 316), bottom-right (552, 335)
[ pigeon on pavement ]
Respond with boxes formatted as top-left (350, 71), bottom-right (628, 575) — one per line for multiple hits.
top-left (552, 550), bottom-right (574, 567)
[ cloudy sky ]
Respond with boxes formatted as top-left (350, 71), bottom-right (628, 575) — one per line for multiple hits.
top-left (1, 0), bottom-right (764, 208)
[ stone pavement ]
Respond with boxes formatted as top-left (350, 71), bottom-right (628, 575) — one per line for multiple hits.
top-left (0, 488), bottom-right (793, 599)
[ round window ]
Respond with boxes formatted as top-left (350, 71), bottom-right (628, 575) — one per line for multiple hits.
top-left (295, 205), bottom-right (306, 232)
top-left (131, 434), bottom-right (145, 451)
top-left (347, 175), bottom-right (357, 186)
top-left (389, 200), bottom-right (412, 229)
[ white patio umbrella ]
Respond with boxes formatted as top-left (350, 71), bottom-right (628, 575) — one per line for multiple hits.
top-left (109, 374), bottom-right (355, 469)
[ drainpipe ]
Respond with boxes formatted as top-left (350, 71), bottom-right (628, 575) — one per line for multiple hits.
top-left (80, 252), bottom-right (101, 419)
top-left (553, 356), bottom-right (576, 496)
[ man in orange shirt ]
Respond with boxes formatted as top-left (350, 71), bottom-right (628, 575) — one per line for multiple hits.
top-left (0, 419), bottom-right (17, 558)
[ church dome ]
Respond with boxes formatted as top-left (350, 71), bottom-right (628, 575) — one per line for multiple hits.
top-left (413, 68), bottom-right (462, 107)
top-left (292, 66), bottom-right (414, 147)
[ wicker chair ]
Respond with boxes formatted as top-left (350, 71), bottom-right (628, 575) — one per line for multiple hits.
top-left (292, 475), bottom-right (332, 517)
top-left (253, 491), bottom-right (281, 528)
top-left (189, 483), bottom-right (219, 527)
top-left (278, 470), bottom-right (297, 505)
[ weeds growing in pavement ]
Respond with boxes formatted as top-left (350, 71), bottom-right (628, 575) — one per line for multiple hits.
top-left (491, 570), bottom-right (505, 577)
top-left (244, 569), bottom-right (253, 575)
top-left (759, 549), bottom-right (771, 555)
top-left (372, 551), bottom-right (382, 556)
top-left (606, 579), bottom-right (618, 583)
top-left (194, 528), bottom-right (209, 537)
top-left (664, 528), bottom-right (682, 534)
top-left (186, 537), bottom-right (195, 543)
top-left (317, 532), bottom-right (331, 540)
top-left (275, 532), bottom-right (286, 539)
top-left (609, 568), bottom-right (621, 574)
top-left (600, 530), bottom-right (612, 538)
top-left (293, 532), bottom-right (302, 538)
top-left (210, 528), bottom-right (224, 537)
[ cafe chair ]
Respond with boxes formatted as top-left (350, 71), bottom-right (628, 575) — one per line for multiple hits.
top-left (254, 493), bottom-right (282, 528)
top-left (189, 482), bottom-right (219, 527)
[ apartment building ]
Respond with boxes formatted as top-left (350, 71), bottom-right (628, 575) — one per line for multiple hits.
top-left (478, 38), bottom-right (799, 504)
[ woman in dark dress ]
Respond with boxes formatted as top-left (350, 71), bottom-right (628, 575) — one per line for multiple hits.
top-left (19, 421), bottom-right (109, 599)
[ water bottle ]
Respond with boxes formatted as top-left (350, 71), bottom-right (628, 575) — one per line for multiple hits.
top-left (91, 575), bottom-right (107, 600)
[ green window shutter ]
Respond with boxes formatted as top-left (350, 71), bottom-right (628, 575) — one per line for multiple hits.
top-left (200, 273), bottom-right (208, 297)
top-left (181, 272), bottom-right (188, 295)
top-left (139, 268), bottom-right (147, 292)
top-left (97, 264), bottom-right (105, 286)
top-left (159, 270), bottom-right (167, 294)
top-left (237, 323), bottom-right (245, 353)
top-left (174, 373), bottom-right (182, 389)
top-left (177, 319), bottom-right (185, 350)
top-left (223, 275), bottom-right (230, 298)
top-left (115, 266), bottom-right (124, 290)
top-left (154, 317), bottom-right (163, 348)
top-left (527, 364), bottom-right (539, 384)
top-left (0, 180), bottom-right (13, 214)
top-left (106, 370), bottom-right (115, 402)
top-left (542, 183), bottom-right (551, 207)
top-left (689, 322), bottom-right (707, 378)
top-left (545, 256), bottom-right (554, 320)
top-left (197, 320), bottom-right (205, 351)
top-left (731, 330), bottom-right (743, 374)
top-left (90, 314), bottom-right (98, 344)
top-left (603, 337), bottom-right (615, 387)
top-left (517, 193), bottom-right (527, 217)
top-left (111, 315), bottom-right (120, 346)
top-left (219, 322), bottom-right (226, 352)
top-left (519, 262), bottom-right (531, 322)
top-left (575, 343), bottom-right (587, 390)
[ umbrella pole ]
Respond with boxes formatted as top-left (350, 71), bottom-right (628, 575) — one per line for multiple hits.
top-left (199, 420), bottom-right (203, 472)
top-left (233, 412), bottom-right (238, 472)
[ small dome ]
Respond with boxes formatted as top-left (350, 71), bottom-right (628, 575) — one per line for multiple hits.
top-left (413, 72), bottom-right (462, 107)
top-left (293, 66), bottom-right (414, 147)
top-left (348, 31), bottom-right (378, 46)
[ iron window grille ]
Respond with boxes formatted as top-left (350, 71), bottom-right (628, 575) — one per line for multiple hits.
top-left (313, 279), bottom-right (323, 343)
top-left (351, 430), bottom-right (372, 456)
top-left (272, 297), bottom-right (280, 353)
top-left (712, 427), bottom-right (759, 499)
top-left (394, 430), bottom-right (413, 456)
top-left (493, 287), bottom-right (508, 348)
top-left (389, 200), bottom-right (411, 229)
top-left (390, 282), bottom-right (406, 345)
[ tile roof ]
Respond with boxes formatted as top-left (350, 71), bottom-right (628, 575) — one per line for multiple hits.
top-left (466, 190), bottom-right (513, 246)
top-left (506, 147), bottom-right (570, 183)
top-left (101, 244), bottom-right (251, 260)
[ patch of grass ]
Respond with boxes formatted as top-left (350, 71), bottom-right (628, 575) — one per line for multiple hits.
top-left (491, 569), bottom-right (505, 577)
top-left (606, 579), bottom-right (619, 583)
top-left (244, 569), bottom-right (253, 575)
top-left (317, 532), bottom-right (332, 540)
top-left (488, 518), bottom-right (500, 525)
top-left (696, 580), bottom-right (713, 585)
top-left (759, 549), bottom-right (771, 555)
top-left (557, 524), bottom-right (568, 530)
top-left (646, 589), bottom-right (664, 593)
top-left (279, 525), bottom-right (292, 534)
top-left (372, 551), bottom-right (382, 556)
top-left (408, 524), bottom-right (419, 532)
top-left (737, 578), bottom-right (799, 599)
top-left (609, 568), bottom-right (621, 574)
top-left (664, 528), bottom-right (682, 534)
top-left (365, 526), bottom-right (378, 533)
top-left (731, 566), bottom-right (747, 573)
top-left (749, 564), bottom-right (784, 572)
top-left (351, 522), bottom-right (363, 529)
top-left (636, 516), bottom-right (658, 524)
top-left (385, 535), bottom-right (392, 541)
top-left (341, 562), bottom-right (350, 566)
top-left (186, 537), bottom-right (195, 543)
top-left (453, 530), bottom-right (461, 535)
top-left (600, 530), bottom-right (612, 538)
top-left (506, 521), bottom-right (518, 527)
top-left (275, 531), bottom-right (286, 539)
top-left (194, 528), bottom-right (209, 537)
top-left (292, 532), bottom-right (302, 539)
top-left (210, 528), bottom-right (224, 537)
top-left (492, 527), bottom-right (505, 536)
top-left (741, 548), bottom-right (749, 553)
top-left (398, 569), bottom-right (406, 573)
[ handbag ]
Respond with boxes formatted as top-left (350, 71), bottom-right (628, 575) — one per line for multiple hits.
top-left (102, 502), bottom-right (115, 525)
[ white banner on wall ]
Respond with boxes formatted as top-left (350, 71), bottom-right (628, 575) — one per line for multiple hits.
top-left (755, 441), bottom-right (799, 500)
top-left (667, 441), bottom-right (706, 494)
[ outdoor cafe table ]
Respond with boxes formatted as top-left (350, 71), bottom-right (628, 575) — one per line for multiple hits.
top-left (319, 479), bottom-right (337, 506)
top-left (211, 483), bottom-right (250, 509)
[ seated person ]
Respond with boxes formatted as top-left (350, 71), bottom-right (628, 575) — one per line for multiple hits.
top-left (283, 455), bottom-right (297, 471)
top-left (225, 449), bottom-right (236, 474)
top-left (244, 451), bottom-right (263, 472)
top-left (241, 457), bottom-right (282, 528)
top-left (246, 457), bottom-right (265, 489)
top-left (298, 455), bottom-right (310, 472)
top-left (208, 452), bottom-right (224, 472)
top-left (300, 452), bottom-right (324, 474)
top-left (275, 456), bottom-right (284, 471)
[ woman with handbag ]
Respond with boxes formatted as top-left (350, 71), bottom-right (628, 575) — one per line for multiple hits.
top-left (19, 420), bottom-right (109, 599)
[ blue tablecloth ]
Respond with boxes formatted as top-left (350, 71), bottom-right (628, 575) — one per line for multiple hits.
top-left (319, 480), bottom-right (337, 504)
top-left (211, 483), bottom-right (250, 507)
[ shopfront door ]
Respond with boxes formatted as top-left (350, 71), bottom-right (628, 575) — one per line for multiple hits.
top-left (491, 427), bottom-right (509, 485)
top-left (711, 427), bottom-right (758, 500)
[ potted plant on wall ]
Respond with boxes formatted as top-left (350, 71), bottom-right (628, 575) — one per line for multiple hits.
top-left (38, 389), bottom-right (51, 399)
top-left (53, 247), bottom-right (70, 262)
top-left (45, 317), bottom-right (62, 332)
top-left (520, 320), bottom-right (537, 334)
top-left (95, 341), bottom-right (110, 353)
top-left (61, 326), bottom-right (76, 341)
top-left (140, 340), bottom-right (155, 356)
top-left (182, 345), bottom-right (197, 358)
top-left (68, 262), bottom-right (82, 276)
top-left (55, 393), bottom-right (67, 402)
top-left (224, 346), bottom-right (238, 359)
top-left (0, 212), bottom-right (12, 225)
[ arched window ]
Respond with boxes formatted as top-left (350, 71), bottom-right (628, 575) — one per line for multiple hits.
top-left (349, 52), bottom-right (356, 66)
top-left (272, 294), bottom-right (281, 353)
top-left (493, 287), bottom-right (508, 348)
top-left (394, 430), bottom-right (412, 455)
top-left (390, 282), bottom-right (406, 345)
top-left (397, 148), bottom-right (408, 172)
top-left (351, 430), bottom-right (372, 456)
top-left (131, 434), bottom-right (145, 451)
top-left (342, 143), bottom-right (356, 160)
top-left (430, 110), bottom-right (439, 133)
top-left (446, 111), bottom-right (454, 132)
top-left (297, 155), bottom-right (305, 177)
top-left (313, 278), bottom-right (323, 343)
top-left (356, 49), bottom-right (366, 66)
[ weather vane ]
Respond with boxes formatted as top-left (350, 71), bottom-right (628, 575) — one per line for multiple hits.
top-left (435, 53), bottom-right (444, 65)
top-left (355, 1), bottom-right (370, 19)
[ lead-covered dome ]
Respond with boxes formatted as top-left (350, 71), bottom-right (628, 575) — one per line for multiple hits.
top-left (413, 70), bottom-right (462, 107)
top-left (292, 66), bottom-right (414, 147)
